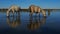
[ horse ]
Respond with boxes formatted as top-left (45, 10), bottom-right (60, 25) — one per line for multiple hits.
top-left (6, 5), bottom-right (20, 17)
top-left (29, 5), bottom-right (46, 17)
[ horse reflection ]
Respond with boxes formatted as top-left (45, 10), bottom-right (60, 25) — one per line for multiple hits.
top-left (7, 14), bottom-right (21, 28)
top-left (27, 14), bottom-right (46, 30)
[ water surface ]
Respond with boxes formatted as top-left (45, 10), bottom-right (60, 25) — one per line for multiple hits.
top-left (0, 10), bottom-right (60, 34)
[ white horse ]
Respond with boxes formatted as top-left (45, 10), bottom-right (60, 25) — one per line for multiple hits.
top-left (7, 5), bottom-right (20, 17)
top-left (29, 5), bottom-right (46, 17)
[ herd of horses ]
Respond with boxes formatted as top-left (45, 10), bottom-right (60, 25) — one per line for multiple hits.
top-left (6, 5), bottom-right (46, 17)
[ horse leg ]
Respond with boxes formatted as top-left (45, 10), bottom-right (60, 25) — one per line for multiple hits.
top-left (7, 11), bottom-right (9, 17)
top-left (7, 9), bottom-right (10, 17)
top-left (37, 8), bottom-right (41, 16)
top-left (12, 9), bottom-right (15, 17)
top-left (31, 8), bottom-right (34, 14)
top-left (29, 8), bottom-right (34, 16)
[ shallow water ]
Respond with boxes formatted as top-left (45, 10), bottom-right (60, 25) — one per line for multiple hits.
top-left (0, 10), bottom-right (60, 34)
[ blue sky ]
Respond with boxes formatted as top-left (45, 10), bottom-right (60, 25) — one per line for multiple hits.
top-left (0, 0), bottom-right (60, 9)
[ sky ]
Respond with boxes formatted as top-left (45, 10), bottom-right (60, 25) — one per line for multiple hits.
top-left (0, 0), bottom-right (60, 9)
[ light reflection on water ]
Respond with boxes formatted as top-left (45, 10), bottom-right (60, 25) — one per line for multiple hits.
top-left (0, 10), bottom-right (60, 34)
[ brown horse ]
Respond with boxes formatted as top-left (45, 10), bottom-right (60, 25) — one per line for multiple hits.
top-left (29, 5), bottom-right (46, 17)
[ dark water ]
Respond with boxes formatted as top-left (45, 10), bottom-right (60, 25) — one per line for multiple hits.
top-left (0, 10), bottom-right (60, 34)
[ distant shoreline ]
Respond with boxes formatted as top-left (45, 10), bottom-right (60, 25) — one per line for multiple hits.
top-left (0, 8), bottom-right (60, 10)
top-left (0, 9), bottom-right (60, 12)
